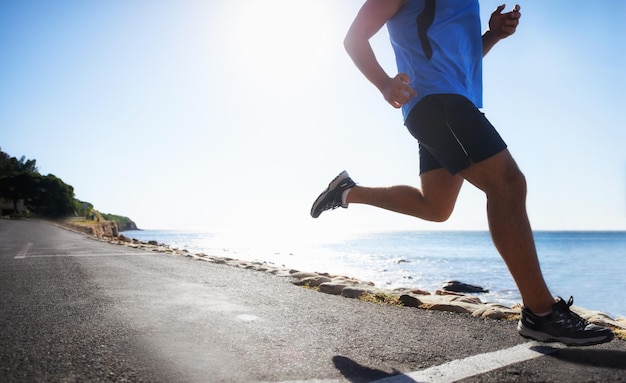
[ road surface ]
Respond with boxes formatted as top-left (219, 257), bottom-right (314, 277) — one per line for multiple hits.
top-left (1, 219), bottom-right (624, 382)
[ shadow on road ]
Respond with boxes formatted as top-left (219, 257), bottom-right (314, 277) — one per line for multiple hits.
top-left (545, 348), bottom-right (626, 369)
top-left (332, 355), bottom-right (416, 383)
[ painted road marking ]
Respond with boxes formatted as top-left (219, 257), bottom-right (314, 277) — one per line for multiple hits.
top-left (236, 314), bottom-right (260, 322)
top-left (14, 251), bottom-right (143, 258)
top-left (271, 342), bottom-right (562, 383)
top-left (14, 243), bottom-right (33, 259)
top-left (371, 341), bottom-right (562, 383)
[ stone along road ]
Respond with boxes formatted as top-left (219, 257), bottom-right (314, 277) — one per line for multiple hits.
top-left (0, 219), bottom-right (624, 382)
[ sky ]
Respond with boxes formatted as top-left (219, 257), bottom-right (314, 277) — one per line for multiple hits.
top-left (1, 1), bottom-right (625, 236)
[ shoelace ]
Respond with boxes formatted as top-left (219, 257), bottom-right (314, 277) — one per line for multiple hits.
top-left (555, 296), bottom-right (591, 330)
top-left (321, 197), bottom-right (342, 211)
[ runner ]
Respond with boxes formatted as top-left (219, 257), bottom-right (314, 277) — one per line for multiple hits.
top-left (311, 1), bottom-right (613, 346)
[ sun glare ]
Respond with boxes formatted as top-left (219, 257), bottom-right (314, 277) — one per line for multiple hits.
top-left (224, 1), bottom-right (339, 91)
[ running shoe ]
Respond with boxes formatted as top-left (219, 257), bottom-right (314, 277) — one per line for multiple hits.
top-left (310, 171), bottom-right (356, 218)
top-left (517, 296), bottom-right (614, 346)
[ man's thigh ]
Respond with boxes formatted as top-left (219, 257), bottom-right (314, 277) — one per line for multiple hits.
top-left (459, 149), bottom-right (524, 194)
top-left (420, 168), bottom-right (464, 211)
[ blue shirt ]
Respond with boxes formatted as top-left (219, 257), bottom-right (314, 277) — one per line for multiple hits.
top-left (387, 0), bottom-right (483, 121)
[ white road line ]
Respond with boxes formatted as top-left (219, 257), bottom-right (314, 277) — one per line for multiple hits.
top-left (18, 253), bottom-right (142, 258)
top-left (14, 243), bottom-right (33, 259)
top-left (371, 341), bottom-right (562, 383)
top-left (273, 342), bottom-right (561, 383)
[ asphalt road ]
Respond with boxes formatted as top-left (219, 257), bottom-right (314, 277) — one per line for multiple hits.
top-left (1, 219), bottom-right (624, 382)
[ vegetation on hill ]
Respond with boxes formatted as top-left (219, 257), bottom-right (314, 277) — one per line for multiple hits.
top-left (101, 213), bottom-right (138, 231)
top-left (0, 148), bottom-right (138, 230)
top-left (0, 148), bottom-right (73, 218)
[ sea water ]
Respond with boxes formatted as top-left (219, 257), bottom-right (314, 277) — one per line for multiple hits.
top-left (121, 229), bottom-right (626, 319)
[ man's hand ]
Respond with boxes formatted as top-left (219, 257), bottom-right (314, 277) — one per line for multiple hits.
top-left (381, 73), bottom-right (417, 108)
top-left (489, 4), bottom-right (521, 40)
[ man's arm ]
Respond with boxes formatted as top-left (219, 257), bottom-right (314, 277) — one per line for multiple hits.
top-left (483, 4), bottom-right (521, 57)
top-left (344, 0), bottom-right (416, 108)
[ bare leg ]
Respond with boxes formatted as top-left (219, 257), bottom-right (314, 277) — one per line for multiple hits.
top-left (345, 149), bottom-right (554, 313)
top-left (460, 150), bottom-right (554, 313)
top-left (346, 168), bottom-right (464, 222)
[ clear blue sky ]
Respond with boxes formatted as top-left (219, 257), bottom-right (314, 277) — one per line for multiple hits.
top-left (2, 1), bottom-right (625, 235)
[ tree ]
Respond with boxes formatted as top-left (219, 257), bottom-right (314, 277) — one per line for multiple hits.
top-left (0, 149), bottom-right (39, 213)
top-left (0, 148), bottom-right (38, 175)
top-left (1, 148), bottom-right (73, 218)
top-left (28, 174), bottom-right (75, 218)
top-left (7, 172), bottom-right (37, 212)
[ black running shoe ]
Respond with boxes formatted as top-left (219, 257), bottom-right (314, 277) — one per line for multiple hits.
top-left (310, 171), bottom-right (356, 218)
top-left (518, 296), bottom-right (614, 346)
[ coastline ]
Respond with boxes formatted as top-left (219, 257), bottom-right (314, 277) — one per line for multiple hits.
top-left (56, 220), bottom-right (626, 341)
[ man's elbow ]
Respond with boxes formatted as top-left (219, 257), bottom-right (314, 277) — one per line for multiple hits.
top-left (343, 34), bottom-right (354, 54)
top-left (343, 32), bottom-right (362, 58)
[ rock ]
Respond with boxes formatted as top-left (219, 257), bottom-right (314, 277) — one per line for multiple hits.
top-left (435, 289), bottom-right (464, 296)
top-left (332, 277), bottom-right (363, 286)
top-left (118, 234), bottom-right (131, 243)
top-left (63, 220), bottom-right (119, 238)
top-left (391, 287), bottom-right (413, 294)
top-left (319, 282), bottom-right (347, 295)
top-left (273, 270), bottom-right (294, 278)
top-left (341, 286), bottom-right (373, 299)
top-left (448, 295), bottom-right (482, 305)
top-left (471, 306), bottom-right (489, 317)
top-left (293, 276), bottom-right (332, 287)
top-left (472, 306), bottom-right (507, 320)
top-left (442, 281), bottom-right (489, 294)
top-left (426, 303), bottom-right (473, 314)
top-left (614, 318), bottom-right (626, 330)
top-left (481, 308), bottom-right (507, 320)
top-left (399, 294), bottom-right (423, 308)
top-left (289, 271), bottom-right (320, 279)
top-left (410, 288), bottom-right (431, 295)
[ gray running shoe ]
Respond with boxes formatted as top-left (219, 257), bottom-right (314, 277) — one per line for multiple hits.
top-left (517, 296), bottom-right (614, 346)
top-left (310, 171), bottom-right (356, 218)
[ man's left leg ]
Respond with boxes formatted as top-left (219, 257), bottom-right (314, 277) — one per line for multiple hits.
top-left (459, 149), bottom-right (554, 313)
top-left (461, 149), bottom-right (613, 346)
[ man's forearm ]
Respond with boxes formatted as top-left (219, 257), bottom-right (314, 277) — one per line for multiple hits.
top-left (482, 30), bottom-right (501, 57)
top-left (344, 36), bottom-right (390, 93)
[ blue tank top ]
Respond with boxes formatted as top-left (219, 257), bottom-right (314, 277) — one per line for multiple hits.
top-left (386, 0), bottom-right (483, 121)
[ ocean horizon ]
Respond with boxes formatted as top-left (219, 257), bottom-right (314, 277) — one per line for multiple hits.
top-left (121, 229), bottom-right (626, 319)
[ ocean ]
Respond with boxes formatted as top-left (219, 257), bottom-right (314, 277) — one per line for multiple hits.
top-left (121, 229), bottom-right (626, 319)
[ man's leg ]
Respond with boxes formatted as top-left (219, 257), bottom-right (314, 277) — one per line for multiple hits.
top-left (345, 150), bottom-right (553, 313)
top-left (313, 159), bottom-right (614, 345)
top-left (459, 149), bottom-right (554, 313)
top-left (346, 168), bottom-right (464, 222)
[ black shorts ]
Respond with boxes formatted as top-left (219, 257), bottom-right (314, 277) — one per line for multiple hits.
top-left (405, 94), bottom-right (507, 175)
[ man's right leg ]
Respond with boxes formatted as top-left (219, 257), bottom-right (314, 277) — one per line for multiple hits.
top-left (345, 168), bottom-right (464, 222)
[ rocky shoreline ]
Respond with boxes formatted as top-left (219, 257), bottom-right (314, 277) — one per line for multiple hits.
top-left (58, 221), bottom-right (626, 340)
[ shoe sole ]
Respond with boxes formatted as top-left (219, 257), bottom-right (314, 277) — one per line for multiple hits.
top-left (310, 171), bottom-right (350, 218)
top-left (517, 323), bottom-right (614, 347)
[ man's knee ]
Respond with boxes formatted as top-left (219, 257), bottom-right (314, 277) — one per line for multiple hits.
top-left (419, 169), bottom-right (463, 222)
top-left (422, 199), bottom-right (456, 222)
top-left (427, 210), bottom-right (453, 223)
top-left (496, 160), bottom-right (528, 202)
top-left (498, 162), bottom-right (526, 187)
